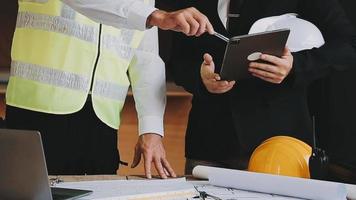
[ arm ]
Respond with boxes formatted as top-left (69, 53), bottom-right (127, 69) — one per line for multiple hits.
top-left (61, 0), bottom-right (155, 31)
top-left (128, 27), bottom-right (175, 179)
top-left (61, 0), bottom-right (214, 35)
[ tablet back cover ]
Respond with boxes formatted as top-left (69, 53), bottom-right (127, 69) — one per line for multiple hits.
top-left (220, 29), bottom-right (290, 81)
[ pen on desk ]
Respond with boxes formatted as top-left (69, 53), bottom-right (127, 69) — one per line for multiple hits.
top-left (214, 32), bottom-right (229, 42)
top-left (193, 191), bottom-right (222, 200)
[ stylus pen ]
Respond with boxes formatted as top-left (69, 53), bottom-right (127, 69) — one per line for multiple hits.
top-left (214, 32), bottom-right (229, 42)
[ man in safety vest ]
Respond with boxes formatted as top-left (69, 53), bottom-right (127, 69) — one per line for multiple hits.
top-left (6, 0), bottom-right (214, 178)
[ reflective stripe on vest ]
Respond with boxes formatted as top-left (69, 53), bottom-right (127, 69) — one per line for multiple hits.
top-left (16, 12), bottom-right (98, 42)
top-left (11, 60), bottom-right (90, 91)
top-left (7, 0), bottom-right (147, 129)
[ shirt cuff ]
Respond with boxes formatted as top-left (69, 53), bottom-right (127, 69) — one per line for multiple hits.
top-left (138, 116), bottom-right (164, 137)
top-left (127, 1), bottom-right (157, 31)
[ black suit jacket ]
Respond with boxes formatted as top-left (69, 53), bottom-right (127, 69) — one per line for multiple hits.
top-left (168, 0), bottom-right (356, 161)
top-left (308, 0), bottom-right (356, 169)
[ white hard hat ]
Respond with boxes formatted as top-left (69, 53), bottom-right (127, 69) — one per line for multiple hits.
top-left (249, 14), bottom-right (325, 52)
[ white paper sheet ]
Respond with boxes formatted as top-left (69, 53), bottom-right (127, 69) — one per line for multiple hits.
top-left (190, 181), bottom-right (303, 200)
top-left (346, 184), bottom-right (356, 200)
top-left (193, 166), bottom-right (347, 200)
top-left (57, 178), bottom-right (197, 200)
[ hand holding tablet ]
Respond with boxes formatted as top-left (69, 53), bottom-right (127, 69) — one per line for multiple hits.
top-left (219, 29), bottom-right (291, 81)
top-left (249, 47), bottom-right (293, 84)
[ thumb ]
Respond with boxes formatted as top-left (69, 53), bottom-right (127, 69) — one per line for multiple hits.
top-left (203, 53), bottom-right (215, 71)
top-left (203, 53), bottom-right (213, 65)
top-left (202, 53), bottom-right (217, 79)
top-left (131, 146), bottom-right (142, 168)
top-left (206, 20), bottom-right (215, 35)
top-left (283, 47), bottom-right (292, 56)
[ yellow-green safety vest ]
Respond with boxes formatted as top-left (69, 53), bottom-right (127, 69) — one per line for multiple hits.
top-left (7, 0), bottom-right (147, 129)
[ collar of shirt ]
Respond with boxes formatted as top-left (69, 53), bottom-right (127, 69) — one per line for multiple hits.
top-left (218, 0), bottom-right (230, 29)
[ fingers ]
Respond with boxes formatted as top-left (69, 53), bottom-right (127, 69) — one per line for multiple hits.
top-left (162, 158), bottom-right (176, 178)
top-left (205, 80), bottom-right (236, 94)
top-left (259, 54), bottom-right (284, 67)
top-left (154, 157), bottom-right (167, 179)
top-left (175, 14), bottom-right (190, 34)
top-left (205, 19), bottom-right (215, 35)
top-left (131, 145), bottom-right (142, 168)
top-left (138, 134), bottom-right (176, 179)
top-left (248, 48), bottom-right (293, 84)
top-left (249, 62), bottom-right (285, 84)
top-left (149, 7), bottom-right (214, 36)
top-left (184, 15), bottom-right (199, 36)
top-left (143, 150), bottom-right (176, 179)
top-left (195, 15), bottom-right (207, 36)
top-left (251, 73), bottom-right (277, 83)
top-left (190, 7), bottom-right (214, 35)
top-left (249, 62), bottom-right (285, 76)
top-left (174, 7), bottom-right (214, 36)
top-left (191, 9), bottom-right (213, 36)
top-left (249, 68), bottom-right (283, 84)
top-left (143, 152), bottom-right (153, 179)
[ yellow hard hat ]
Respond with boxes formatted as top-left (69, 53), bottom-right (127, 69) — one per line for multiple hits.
top-left (248, 136), bottom-right (312, 178)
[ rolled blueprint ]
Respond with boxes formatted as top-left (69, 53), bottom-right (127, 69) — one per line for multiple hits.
top-left (193, 166), bottom-right (347, 200)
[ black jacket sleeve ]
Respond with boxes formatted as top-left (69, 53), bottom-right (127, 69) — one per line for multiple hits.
top-left (168, 31), bottom-right (203, 94)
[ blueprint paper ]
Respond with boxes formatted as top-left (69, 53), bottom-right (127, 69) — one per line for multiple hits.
top-left (193, 166), bottom-right (347, 200)
top-left (57, 178), bottom-right (197, 200)
top-left (57, 178), bottom-right (306, 200)
top-left (190, 181), bottom-right (303, 200)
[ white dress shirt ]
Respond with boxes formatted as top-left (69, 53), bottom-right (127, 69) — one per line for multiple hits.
top-left (61, 0), bottom-right (165, 136)
top-left (61, 0), bottom-right (156, 31)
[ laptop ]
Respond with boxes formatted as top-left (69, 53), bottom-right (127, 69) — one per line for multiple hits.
top-left (0, 129), bottom-right (92, 200)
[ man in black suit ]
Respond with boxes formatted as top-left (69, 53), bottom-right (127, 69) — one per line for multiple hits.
top-left (308, 0), bottom-right (356, 183)
top-left (168, 0), bottom-right (356, 174)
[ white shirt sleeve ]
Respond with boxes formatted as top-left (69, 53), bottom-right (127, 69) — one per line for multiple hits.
top-left (128, 26), bottom-right (166, 137)
top-left (61, 0), bottom-right (157, 31)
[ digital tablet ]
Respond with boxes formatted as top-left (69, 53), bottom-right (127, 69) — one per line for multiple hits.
top-left (219, 29), bottom-right (290, 81)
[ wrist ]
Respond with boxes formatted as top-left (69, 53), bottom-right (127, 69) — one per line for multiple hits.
top-left (147, 10), bottom-right (167, 28)
top-left (140, 133), bottom-right (163, 140)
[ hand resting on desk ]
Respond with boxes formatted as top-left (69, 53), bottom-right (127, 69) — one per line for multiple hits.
top-left (131, 133), bottom-right (176, 179)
